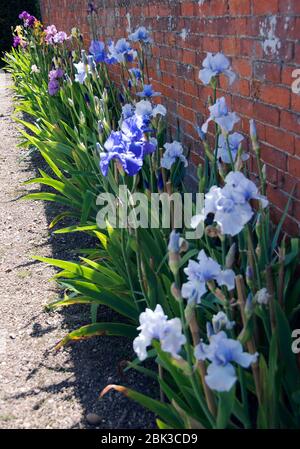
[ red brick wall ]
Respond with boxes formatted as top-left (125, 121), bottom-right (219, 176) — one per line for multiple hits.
top-left (40, 0), bottom-right (300, 235)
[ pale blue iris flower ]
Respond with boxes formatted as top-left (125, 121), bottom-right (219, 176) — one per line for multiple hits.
top-left (203, 171), bottom-right (268, 236)
top-left (202, 97), bottom-right (240, 134)
top-left (181, 250), bottom-right (235, 304)
top-left (195, 331), bottom-right (258, 392)
top-left (217, 132), bottom-right (248, 164)
top-left (161, 141), bottom-right (188, 170)
top-left (199, 52), bottom-right (236, 85)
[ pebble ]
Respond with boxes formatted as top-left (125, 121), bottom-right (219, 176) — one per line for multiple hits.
top-left (86, 413), bottom-right (102, 426)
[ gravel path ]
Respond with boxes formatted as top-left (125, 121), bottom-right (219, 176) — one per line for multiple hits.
top-left (0, 72), bottom-right (156, 429)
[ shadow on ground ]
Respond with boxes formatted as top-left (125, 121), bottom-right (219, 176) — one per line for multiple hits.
top-left (15, 123), bottom-right (158, 429)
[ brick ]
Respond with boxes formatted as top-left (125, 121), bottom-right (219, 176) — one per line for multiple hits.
top-left (253, 0), bottom-right (279, 15)
top-left (281, 111), bottom-right (300, 133)
top-left (265, 126), bottom-right (295, 154)
top-left (181, 2), bottom-right (194, 17)
top-left (254, 61), bottom-right (281, 83)
top-left (229, 0), bottom-right (251, 15)
top-left (253, 103), bottom-right (280, 126)
top-left (261, 144), bottom-right (287, 171)
top-left (288, 156), bottom-right (300, 179)
top-left (259, 85), bottom-right (291, 109)
top-left (279, 0), bottom-right (300, 14)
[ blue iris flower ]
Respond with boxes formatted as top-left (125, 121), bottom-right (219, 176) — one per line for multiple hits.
top-left (129, 68), bottom-right (142, 80)
top-left (100, 131), bottom-right (143, 177)
top-left (137, 84), bottom-right (161, 98)
top-left (100, 117), bottom-right (156, 177)
top-left (89, 40), bottom-right (106, 63)
top-left (128, 26), bottom-right (152, 44)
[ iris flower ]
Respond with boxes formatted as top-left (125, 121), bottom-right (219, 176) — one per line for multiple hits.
top-left (107, 38), bottom-right (137, 63)
top-left (137, 84), bottom-right (161, 98)
top-left (128, 26), bottom-right (152, 44)
top-left (195, 331), bottom-right (258, 392)
top-left (181, 250), bottom-right (235, 304)
top-left (19, 11), bottom-right (36, 28)
top-left (100, 116), bottom-right (156, 177)
top-left (199, 52), bottom-right (236, 85)
top-left (161, 141), bottom-right (188, 170)
top-left (202, 171), bottom-right (268, 236)
top-left (217, 132), bottom-right (248, 164)
top-left (89, 40), bottom-right (106, 63)
top-left (202, 97), bottom-right (240, 134)
top-left (133, 305), bottom-right (186, 361)
top-left (74, 61), bottom-right (90, 84)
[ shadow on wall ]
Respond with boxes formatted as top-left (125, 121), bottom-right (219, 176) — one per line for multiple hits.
top-left (0, 0), bottom-right (40, 66)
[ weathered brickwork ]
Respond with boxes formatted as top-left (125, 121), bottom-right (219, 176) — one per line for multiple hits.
top-left (40, 0), bottom-right (300, 234)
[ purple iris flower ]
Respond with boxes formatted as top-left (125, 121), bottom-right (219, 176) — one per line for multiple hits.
top-left (137, 84), bottom-right (161, 98)
top-left (89, 40), bottom-right (106, 63)
top-left (13, 36), bottom-right (21, 47)
top-left (202, 97), bottom-right (240, 134)
top-left (48, 68), bottom-right (64, 96)
top-left (128, 26), bottom-right (152, 44)
top-left (19, 11), bottom-right (36, 28)
top-left (199, 52), bottom-right (236, 85)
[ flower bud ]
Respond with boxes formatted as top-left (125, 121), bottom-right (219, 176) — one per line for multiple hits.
top-left (171, 283), bottom-right (182, 302)
top-left (245, 293), bottom-right (254, 319)
top-left (81, 49), bottom-right (88, 65)
top-left (225, 243), bottom-right (236, 268)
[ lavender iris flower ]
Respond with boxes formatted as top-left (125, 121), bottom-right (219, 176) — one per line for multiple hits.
top-left (225, 171), bottom-right (269, 208)
top-left (199, 52), bottom-right (236, 85)
top-left (161, 141), bottom-right (188, 170)
top-left (217, 132), bottom-right (248, 164)
top-left (122, 103), bottom-right (135, 119)
top-left (137, 84), bottom-right (161, 98)
top-left (202, 97), bottom-right (240, 134)
top-left (45, 25), bottom-right (58, 44)
top-left (53, 31), bottom-right (68, 44)
top-left (195, 331), bottom-right (258, 392)
top-left (89, 40), bottom-right (106, 63)
top-left (128, 26), bottom-right (152, 44)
